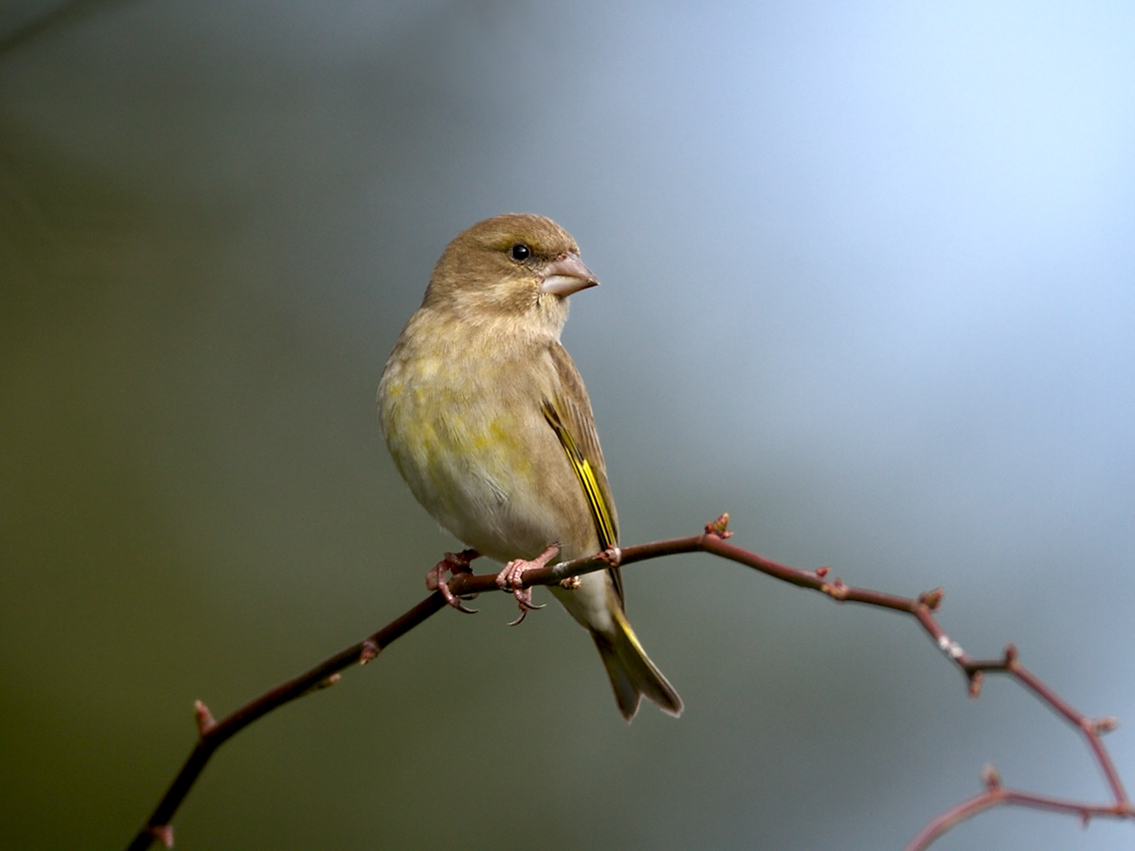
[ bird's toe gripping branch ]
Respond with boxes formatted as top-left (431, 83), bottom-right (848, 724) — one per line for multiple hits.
top-left (496, 543), bottom-right (560, 625)
top-left (427, 548), bottom-right (481, 613)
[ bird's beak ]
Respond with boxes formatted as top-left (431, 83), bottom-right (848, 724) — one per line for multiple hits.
top-left (540, 253), bottom-right (599, 296)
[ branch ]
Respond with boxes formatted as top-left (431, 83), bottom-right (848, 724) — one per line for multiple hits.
top-left (905, 763), bottom-right (1132, 850)
top-left (125, 514), bottom-right (1134, 850)
top-left (125, 594), bottom-right (448, 851)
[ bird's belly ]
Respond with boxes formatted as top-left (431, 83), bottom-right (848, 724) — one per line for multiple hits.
top-left (383, 379), bottom-right (561, 562)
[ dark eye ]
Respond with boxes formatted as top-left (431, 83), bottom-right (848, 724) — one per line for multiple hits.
top-left (509, 243), bottom-right (531, 261)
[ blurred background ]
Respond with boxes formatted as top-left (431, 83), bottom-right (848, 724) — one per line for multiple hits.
top-left (3, 1), bottom-right (1134, 849)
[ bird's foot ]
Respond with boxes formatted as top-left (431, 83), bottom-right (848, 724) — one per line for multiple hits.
top-left (427, 548), bottom-right (480, 613)
top-left (496, 543), bottom-right (560, 625)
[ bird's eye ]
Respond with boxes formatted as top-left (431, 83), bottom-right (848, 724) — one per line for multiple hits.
top-left (509, 243), bottom-right (531, 261)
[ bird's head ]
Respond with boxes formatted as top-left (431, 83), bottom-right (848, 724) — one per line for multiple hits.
top-left (423, 213), bottom-right (598, 337)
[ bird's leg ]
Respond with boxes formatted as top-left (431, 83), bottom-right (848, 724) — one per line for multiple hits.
top-left (427, 548), bottom-right (480, 614)
top-left (496, 543), bottom-right (560, 626)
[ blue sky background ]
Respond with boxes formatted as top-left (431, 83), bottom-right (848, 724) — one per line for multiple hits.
top-left (3, 2), bottom-right (1134, 849)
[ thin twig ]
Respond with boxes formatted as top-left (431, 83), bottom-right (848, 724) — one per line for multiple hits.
top-left (125, 514), bottom-right (1133, 850)
top-left (904, 764), bottom-right (1133, 851)
top-left (125, 594), bottom-right (448, 850)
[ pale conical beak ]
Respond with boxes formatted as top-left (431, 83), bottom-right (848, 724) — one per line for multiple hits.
top-left (540, 253), bottom-right (599, 296)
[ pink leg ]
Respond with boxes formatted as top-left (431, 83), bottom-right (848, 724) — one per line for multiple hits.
top-left (427, 549), bottom-right (480, 613)
top-left (496, 543), bottom-right (560, 625)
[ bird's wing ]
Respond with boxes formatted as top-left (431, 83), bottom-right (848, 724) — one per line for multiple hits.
top-left (543, 342), bottom-right (623, 606)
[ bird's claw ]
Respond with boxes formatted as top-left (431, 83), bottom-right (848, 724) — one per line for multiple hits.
top-left (496, 543), bottom-right (560, 626)
top-left (505, 596), bottom-right (545, 626)
top-left (427, 548), bottom-right (480, 614)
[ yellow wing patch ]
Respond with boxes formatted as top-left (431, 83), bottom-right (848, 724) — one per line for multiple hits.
top-left (542, 400), bottom-right (617, 551)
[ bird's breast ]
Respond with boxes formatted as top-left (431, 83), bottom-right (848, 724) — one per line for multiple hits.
top-left (380, 344), bottom-right (569, 561)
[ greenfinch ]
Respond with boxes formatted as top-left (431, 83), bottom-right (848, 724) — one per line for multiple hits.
top-left (377, 213), bottom-right (682, 721)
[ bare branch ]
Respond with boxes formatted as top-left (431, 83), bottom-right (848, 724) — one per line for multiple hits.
top-left (125, 594), bottom-right (448, 851)
top-left (904, 770), bottom-right (1133, 851)
top-left (125, 514), bottom-right (1134, 850)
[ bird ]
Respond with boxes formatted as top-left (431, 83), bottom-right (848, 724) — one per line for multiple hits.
top-left (377, 213), bottom-right (682, 721)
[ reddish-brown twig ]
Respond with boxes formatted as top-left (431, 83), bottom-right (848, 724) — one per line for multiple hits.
top-left (125, 515), bottom-right (1132, 850)
top-left (904, 763), bottom-right (1133, 850)
top-left (125, 594), bottom-right (449, 851)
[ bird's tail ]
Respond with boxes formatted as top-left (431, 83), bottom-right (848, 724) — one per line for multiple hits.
top-left (591, 606), bottom-right (683, 722)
